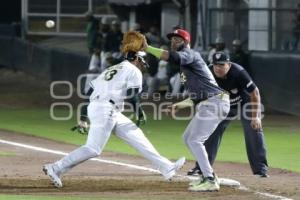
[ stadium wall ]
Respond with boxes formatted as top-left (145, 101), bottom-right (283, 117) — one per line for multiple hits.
top-left (0, 36), bottom-right (88, 83)
top-left (250, 51), bottom-right (300, 116)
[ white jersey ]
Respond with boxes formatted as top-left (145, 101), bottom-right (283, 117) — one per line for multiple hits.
top-left (89, 60), bottom-right (142, 111)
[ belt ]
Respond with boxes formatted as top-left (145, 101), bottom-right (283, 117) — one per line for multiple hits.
top-left (109, 99), bottom-right (115, 105)
top-left (92, 95), bottom-right (117, 107)
top-left (109, 99), bottom-right (120, 110)
top-left (217, 92), bottom-right (229, 100)
top-left (193, 92), bottom-right (228, 105)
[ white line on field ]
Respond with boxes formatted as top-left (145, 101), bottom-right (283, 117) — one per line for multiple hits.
top-left (0, 139), bottom-right (158, 173)
top-left (0, 139), bottom-right (293, 200)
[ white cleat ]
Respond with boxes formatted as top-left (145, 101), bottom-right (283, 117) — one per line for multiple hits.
top-left (189, 173), bottom-right (220, 186)
top-left (163, 157), bottom-right (186, 180)
top-left (43, 164), bottom-right (62, 188)
top-left (189, 175), bottom-right (204, 186)
top-left (188, 177), bottom-right (220, 192)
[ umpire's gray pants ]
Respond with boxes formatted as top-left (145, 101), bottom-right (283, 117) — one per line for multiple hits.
top-left (183, 93), bottom-right (230, 178)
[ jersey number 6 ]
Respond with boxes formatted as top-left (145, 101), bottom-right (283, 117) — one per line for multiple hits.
top-left (104, 69), bottom-right (118, 81)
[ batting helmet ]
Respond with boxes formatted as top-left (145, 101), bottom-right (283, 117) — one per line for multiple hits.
top-left (125, 51), bottom-right (149, 68)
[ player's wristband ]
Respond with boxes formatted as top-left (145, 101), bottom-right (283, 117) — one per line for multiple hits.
top-left (146, 45), bottom-right (163, 59)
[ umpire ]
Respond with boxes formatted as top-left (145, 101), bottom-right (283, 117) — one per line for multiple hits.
top-left (187, 51), bottom-right (269, 178)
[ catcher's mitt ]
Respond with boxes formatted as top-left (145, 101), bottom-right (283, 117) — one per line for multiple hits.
top-left (121, 31), bottom-right (145, 53)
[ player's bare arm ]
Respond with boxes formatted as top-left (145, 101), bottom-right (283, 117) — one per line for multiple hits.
top-left (165, 98), bottom-right (194, 116)
top-left (250, 87), bottom-right (262, 130)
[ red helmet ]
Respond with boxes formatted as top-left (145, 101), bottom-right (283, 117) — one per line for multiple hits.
top-left (167, 29), bottom-right (191, 42)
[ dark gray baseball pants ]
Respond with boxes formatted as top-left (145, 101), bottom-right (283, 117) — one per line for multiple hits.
top-left (196, 106), bottom-right (268, 175)
top-left (183, 94), bottom-right (230, 178)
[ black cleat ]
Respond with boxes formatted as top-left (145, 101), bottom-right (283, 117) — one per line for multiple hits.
top-left (255, 172), bottom-right (270, 178)
top-left (187, 166), bottom-right (202, 176)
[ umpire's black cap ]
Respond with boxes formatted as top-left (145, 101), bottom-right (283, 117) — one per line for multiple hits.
top-left (212, 51), bottom-right (230, 64)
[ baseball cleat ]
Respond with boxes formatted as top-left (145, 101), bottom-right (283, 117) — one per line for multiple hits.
top-left (188, 176), bottom-right (220, 192)
top-left (163, 157), bottom-right (186, 180)
top-left (43, 164), bottom-right (62, 188)
top-left (189, 173), bottom-right (219, 187)
top-left (255, 173), bottom-right (270, 178)
top-left (187, 166), bottom-right (202, 176)
top-left (189, 174), bottom-right (204, 186)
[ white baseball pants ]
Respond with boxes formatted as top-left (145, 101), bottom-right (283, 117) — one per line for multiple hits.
top-left (53, 101), bottom-right (174, 176)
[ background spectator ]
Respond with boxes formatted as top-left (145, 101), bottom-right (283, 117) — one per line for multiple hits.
top-left (291, 3), bottom-right (300, 50)
top-left (282, 3), bottom-right (300, 51)
top-left (85, 13), bottom-right (101, 94)
top-left (215, 37), bottom-right (230, 55)
top-left (85, 12), bottom-right (99, 55)
top-left (208, 37), bottom-right (229, 64)
top-left (207, 42), bottom-right (216, 64)
top-left (106, 20), bottom-right (123, 53)
top-left (230, 39), bottom-right (249, 73)
top-left (100, 21), bottom-right (112, 70)
top-left (145, 26), bottom-right (162, 96)
top-left (146, 45), bottom-right (169, 95)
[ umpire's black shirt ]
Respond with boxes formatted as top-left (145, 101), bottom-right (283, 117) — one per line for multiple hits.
top-left (168, 47), bottom-right (224, 102)
top-left (210, 62), bottom-right (256, 108)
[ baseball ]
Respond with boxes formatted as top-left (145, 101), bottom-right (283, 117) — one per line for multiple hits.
top-left (45, 20), bottom-right (55, 28)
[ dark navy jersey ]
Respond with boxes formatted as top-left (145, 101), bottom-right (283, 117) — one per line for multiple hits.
top-left (168, 47), bottom-right (224, 102)
top-left (210, 63), bottom-right (256, 108)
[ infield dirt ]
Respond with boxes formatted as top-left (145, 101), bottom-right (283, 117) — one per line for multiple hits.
top-left (1, 130), bottom-right (299, 200)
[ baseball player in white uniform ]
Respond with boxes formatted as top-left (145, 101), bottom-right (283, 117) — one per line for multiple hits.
top-left (43, 51), bottom-right (185, 188)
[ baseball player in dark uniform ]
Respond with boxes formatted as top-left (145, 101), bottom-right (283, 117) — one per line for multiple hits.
top-left (187, 51), bottom-right (269, 178)
top-left (144, 29), bottom-right (230, 192)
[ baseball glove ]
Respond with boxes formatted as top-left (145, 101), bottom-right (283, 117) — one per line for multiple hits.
top-left (121, 31), bottom-right (145, 53)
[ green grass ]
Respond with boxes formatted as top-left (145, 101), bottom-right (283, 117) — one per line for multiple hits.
top-left (0, 194), bottom-right (205, 200)
top-left (0, 151), bottom-right (15, 156)
top-left (0, 108), bottom-right (299, 172)
top-left (0, 194), bottom-right (105, 200)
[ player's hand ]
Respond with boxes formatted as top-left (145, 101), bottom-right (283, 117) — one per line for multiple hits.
top-left (251, 117), bottom-right (262, 131)
top-left (141, 35), bottom-right (148, 51)
top-left (165, 104), bottom-right (178, 117)
top-left (71, 120), bottom-right (89, 135)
